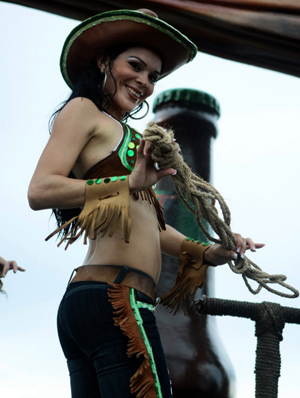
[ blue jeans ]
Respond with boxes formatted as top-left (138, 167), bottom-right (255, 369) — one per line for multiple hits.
top-left (57, 280), bottom-right (172, 397)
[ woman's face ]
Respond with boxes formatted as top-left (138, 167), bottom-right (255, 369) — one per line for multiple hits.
top-left (99, 46), bottom-right (162, 120)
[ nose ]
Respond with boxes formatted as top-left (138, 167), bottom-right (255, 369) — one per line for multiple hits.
top-left (136, 73), bottom-right (149, 88)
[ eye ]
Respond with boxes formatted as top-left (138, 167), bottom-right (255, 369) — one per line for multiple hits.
top-left (129, 62), bottom-right (141, 71)
top-left (149, 74), bottom-right (159, 84)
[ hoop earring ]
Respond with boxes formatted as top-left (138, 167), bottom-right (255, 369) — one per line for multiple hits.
top-left (130, 101), bottom-right (150, 120)
top-left (98, 70), bottom-right (107, 88)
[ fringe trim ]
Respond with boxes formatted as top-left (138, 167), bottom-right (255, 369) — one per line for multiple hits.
top-left (108, 284), bottom-right (158, 398)
top-left (46, 182), bottom-right (164, 250)
top-left (161, 242), bottom-right (211, 315)
top-left (134, 187), bottom-right (166, 232)
top-left (46, 179), bottom-right (131, 249)
top-left (46, 202), bottom-right (131, 249)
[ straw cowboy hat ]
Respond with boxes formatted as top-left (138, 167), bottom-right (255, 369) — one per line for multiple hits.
top-left (60, 8), bottom-right (197, 88)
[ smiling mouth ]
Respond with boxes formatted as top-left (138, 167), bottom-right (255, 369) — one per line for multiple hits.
top-left (126, 86), bottom-right (142, 99)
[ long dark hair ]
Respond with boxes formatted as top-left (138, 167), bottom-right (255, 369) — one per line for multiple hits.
top-left (50, 44), bottom-right (149, 238)
top-left (0, 280), bottom-right (5, 295)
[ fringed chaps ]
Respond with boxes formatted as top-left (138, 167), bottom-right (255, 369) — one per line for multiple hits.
top-left (108, 284), bottom-right (161, 398)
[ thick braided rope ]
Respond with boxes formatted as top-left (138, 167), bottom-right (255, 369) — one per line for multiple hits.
top-left (143, 122), bottom-right (299, 299)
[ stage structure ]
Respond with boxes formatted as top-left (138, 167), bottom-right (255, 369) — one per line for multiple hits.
top-left (3, 0), bottom-right (300, 78)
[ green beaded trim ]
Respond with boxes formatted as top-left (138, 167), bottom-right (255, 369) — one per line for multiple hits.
top-left (86, 176), bottom-right (126, 185)
top-left (186, 237), bottom-right (210, 246)
top-left (118, 124), bottom-right (134, 172)
top-left (129, 288), bottom-right (163, 398)
top-left (136, 301), bottom-right (155, 312)
top-left (118, 125), bottom-right (142, 173)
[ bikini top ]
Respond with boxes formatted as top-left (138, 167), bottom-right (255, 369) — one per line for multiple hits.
top-left (84, 118), bottom-right (141, 180)
top-left (83, 115), bottom-right (165, 232)
top-left (46, 115), bottom-right (165, 248)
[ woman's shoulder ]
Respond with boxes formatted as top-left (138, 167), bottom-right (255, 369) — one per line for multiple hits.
top-left (61, 97), bottom-right (102, 116)
top-left (54, 97), bottom-right (109, 130)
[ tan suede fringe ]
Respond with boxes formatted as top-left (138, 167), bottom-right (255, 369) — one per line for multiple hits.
top-left (46, 178), bottom-right (131, 249)
top-left (133, 187), bottom-right (166, 232)
top-left (108, 284), bottom-right (158, 398)
top-left (161, 240), bottom-right (211, 315)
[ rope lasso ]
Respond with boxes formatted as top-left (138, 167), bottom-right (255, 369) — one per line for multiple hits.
top-left (143, 122), bottom-right (299, 299)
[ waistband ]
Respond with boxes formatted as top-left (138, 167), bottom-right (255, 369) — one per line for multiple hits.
top-left (71, 264), bottom-right (156, 302)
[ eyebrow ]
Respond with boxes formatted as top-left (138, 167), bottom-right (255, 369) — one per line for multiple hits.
top-left (128, 56), bottom-right (161, 76)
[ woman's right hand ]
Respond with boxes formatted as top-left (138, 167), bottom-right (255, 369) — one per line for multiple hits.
top-left (129, 139), bottom-right (176, 193)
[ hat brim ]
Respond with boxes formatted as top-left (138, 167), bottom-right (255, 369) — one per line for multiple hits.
top-left (60, 9), bottom-right (197, 89)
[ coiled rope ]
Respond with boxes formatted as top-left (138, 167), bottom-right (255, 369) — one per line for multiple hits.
top-left (143, 122), bottom-right (299, 299)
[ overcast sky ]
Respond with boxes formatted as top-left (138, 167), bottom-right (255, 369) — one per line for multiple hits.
top-left (1, 2), bottom-right (300, 397)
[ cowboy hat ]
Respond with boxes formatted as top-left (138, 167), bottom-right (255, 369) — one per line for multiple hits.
top-left (60, 9), bottom-right (197, 89)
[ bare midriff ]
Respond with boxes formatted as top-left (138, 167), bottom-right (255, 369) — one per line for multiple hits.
top-left (83, 194), bottom-right (162, 284)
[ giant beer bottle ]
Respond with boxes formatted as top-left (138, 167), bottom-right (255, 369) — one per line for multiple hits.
top-left (153, 89), bottom-right (235, 398)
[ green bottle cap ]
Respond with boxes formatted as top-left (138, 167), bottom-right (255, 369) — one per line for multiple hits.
top-left (153, 88), bottom-right (220, 117)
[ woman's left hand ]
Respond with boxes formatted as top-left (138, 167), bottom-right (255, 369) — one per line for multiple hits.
top-left (129, 139), bottom-right (176, 193)
top-left (204, 233), bottom-right (265, 266)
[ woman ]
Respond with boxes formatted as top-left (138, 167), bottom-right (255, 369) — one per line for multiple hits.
top-left (28, 9), bottom-right (263, 398)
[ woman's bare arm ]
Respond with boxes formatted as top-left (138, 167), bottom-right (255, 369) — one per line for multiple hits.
top-left (160, 224), bottom-right (264, 265)
top-left (28, 98), bottom-right (103, 210)
top-left (160, 224), bottom-right (185, 257)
